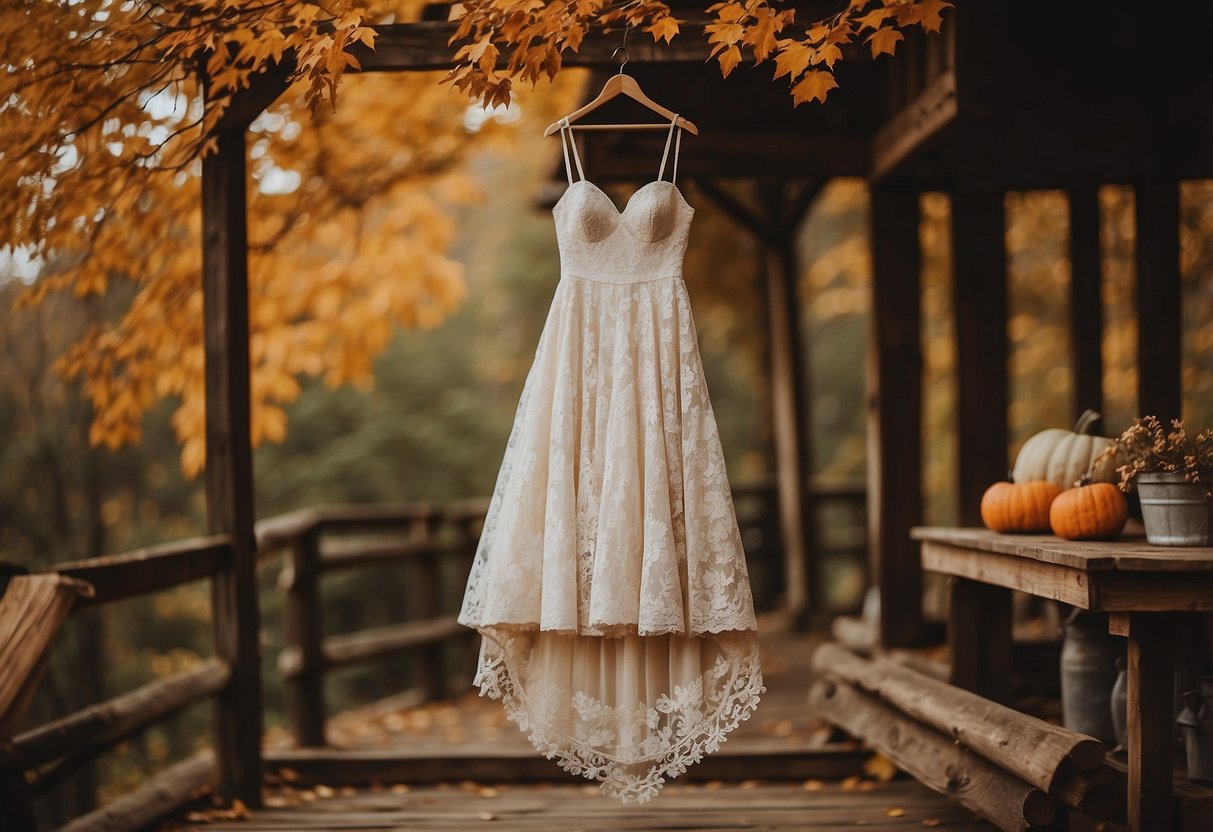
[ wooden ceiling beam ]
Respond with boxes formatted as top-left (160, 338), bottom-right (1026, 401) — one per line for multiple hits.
top-left (870, 70), bottom-right (957, 182)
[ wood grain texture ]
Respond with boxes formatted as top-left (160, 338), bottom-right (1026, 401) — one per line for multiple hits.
top-left (201, 127), bottom-right (263, 805)
top-left (914, 527), bottom-right (1213, 573)
top-left (867, 185), bottom-right (925, 646)
top-left (1122, 613), bottom-right (1177, 832)
top-left (48, 535), bottom-right (232, 608)
top-left (0, 574), bottom-right (93, 735)
top-left (60, 751), bottom-right (213, 832)
top-left (811, 643), bottom-right (1104, 793)
top-left (809, 675), bottom-right (1055, 832)
top-left (922, 542), bottom-right (1093, 608)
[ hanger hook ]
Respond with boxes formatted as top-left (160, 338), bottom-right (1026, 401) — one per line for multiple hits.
top-left (611, 24), bottom-right (630, 75)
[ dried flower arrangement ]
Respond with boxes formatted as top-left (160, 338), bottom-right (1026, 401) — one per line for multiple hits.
top-left (1094, 416), bottom-right (1213, 493)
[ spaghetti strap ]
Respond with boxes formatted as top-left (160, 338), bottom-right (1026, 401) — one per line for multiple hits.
top-left (657, 115), bottom-right (682, 184)
top-left (559, 118), bottom-right (585, 185)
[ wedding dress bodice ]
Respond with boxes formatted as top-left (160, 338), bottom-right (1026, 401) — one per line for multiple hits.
top-left (552, 118), bottom-right (693, 285)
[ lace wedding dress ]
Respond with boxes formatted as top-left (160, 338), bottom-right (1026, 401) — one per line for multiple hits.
top-left (458, 115), bottom-right (763, 804)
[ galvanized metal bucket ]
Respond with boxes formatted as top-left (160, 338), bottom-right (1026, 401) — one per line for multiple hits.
top-left (1136, 472), bottom-right (1213, 547)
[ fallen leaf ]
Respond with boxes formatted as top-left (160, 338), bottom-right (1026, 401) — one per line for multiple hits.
top-left (886, 807), bottom-right (905, 817)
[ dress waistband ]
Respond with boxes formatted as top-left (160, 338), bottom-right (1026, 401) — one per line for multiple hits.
top-left (562, 271), bottom-right (683, 286)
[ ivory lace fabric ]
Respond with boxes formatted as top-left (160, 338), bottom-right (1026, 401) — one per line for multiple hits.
top-left (458, 116), bottom-right (763, 804)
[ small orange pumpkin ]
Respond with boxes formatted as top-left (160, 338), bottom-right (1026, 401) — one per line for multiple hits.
top-left (1049, 481), bottom-right (1128, 540)
top-left (981, 480), bottom-right (1062, 533)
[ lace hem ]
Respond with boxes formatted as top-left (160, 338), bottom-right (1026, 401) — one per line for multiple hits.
top-left (471, 629), bottom-right (764, 805)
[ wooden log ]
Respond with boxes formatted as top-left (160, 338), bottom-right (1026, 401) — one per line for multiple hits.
top-left (867, 184), bottom-right (925, 646)
top-left (1051, 762), bottom-right (1125, 821)
top-left (278, 616), bottom-right (468, 678)
top-left (57, 750), bottom-right (214, 832)
top-left (0, 574), bottom-right (94, 736)
top-left (808, 675), bottom-right (1055, 832)
top-left (49, 536), bottom-right (232, 608)
top-left (812, 643), bottom-right (1104, 794)
top-left (15, 658), bottom-right (230, 770)
top-left (201, 124), bottom-right (263, 806)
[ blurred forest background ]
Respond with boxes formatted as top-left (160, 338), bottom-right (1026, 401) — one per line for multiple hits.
top-left (3, 69), bottom-right (1213, 817)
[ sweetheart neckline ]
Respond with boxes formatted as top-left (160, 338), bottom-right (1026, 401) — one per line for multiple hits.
top-left (553, 179), bottom-right (694, 218)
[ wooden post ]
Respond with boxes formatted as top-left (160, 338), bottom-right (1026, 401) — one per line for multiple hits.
top-left (286, 530), bottom-right (326, 747)
top-left (1110, 612), bottom-right (1176, 832)
top-left (1068, 185), bottom-right (1104, 418)
top-left (202, 128), bottom-right (264, 805)
top-left (867, 185), bottom-right (924, 646)
top-left (948, 577), bottom-right (1013, 705)
top-left (408, 511), bottom-right (448, 701)
top-left (951, 187), bottom-right (1008, 526)
top-left (1134, 170), bottom-right (1182, 423)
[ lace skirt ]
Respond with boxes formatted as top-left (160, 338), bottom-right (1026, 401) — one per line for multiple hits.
top-left (458, 274), bottom-right (763, 804)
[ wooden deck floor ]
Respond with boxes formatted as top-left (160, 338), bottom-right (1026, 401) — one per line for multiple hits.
top-left (166, 779), bottom-right (1003, 831)
top-left (156, 629), bottom-right (1118, 831)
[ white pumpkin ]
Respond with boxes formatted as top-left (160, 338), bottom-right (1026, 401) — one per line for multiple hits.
top-left (1012, 410), bottom-right (1122, 490)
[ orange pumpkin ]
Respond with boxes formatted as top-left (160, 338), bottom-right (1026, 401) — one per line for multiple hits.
top-left (1049, 481), bottom-right (1128, 540)
top-left (980, 480), bottom-right (1062, 533)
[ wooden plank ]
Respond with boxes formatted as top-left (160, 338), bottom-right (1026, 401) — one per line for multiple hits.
top-left (15, 658), bottom-right (230, 770)
top-left (48, 535), bottom-right (232, 608)
top-left (950, 186), bottom-right (1009, 526)
top-left (58, 751), bottom-right (213, 832)
top-left (318, 536), bottom-right (458, 573)
top-left (1134, 159), bottom-right (1182, 423)
top-left (285, 531), bottom-right (326, 748)
top-left (0, 574), bottom-right (93, 736)
top-left (263, 743), bottom-right (872, 786)
top-left (809, 675), bottom-right (1056, 831)
top-left (257, 503), bottom-right (439, 550)
top-left (1067, 185), bottom-right (1104, 417)
top-left (812, 643), bottom-right (1105, 793)
top-left (1096, 572), bottom-right (1213, 612)
top-left (763, 185), bottom-right (813, 624)
top-left (947, 577), bottom-right (1014, 705)
top-left (871, 71), bottom-right (958, 181)
top-left (913, 527), bottom-right (1213, 573)
top-left (278, 617), bottom-right (469, 678)
top-left (921, 542), bottom-right (1094, 608)
top-left (867, 185), bottom-right (925, 646)
top-left (201, 126), bottom-right (263, 805)
top-left (1119, 613), bottom-right (1177, 832)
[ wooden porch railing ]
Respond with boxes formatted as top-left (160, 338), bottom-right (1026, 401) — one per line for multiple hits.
top-left (2, 536), bottom-right (240, 832)
top-left (256, 500), bottom-right (488, 748)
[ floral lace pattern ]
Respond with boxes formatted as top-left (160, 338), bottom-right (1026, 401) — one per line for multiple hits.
top-left (473, 629), bottom-right (764, 804)
top-left (458, 170), bottom-right (762, 802)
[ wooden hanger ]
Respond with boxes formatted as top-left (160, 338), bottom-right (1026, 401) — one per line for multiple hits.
top-left (543, 33), bottom-right (699, 136)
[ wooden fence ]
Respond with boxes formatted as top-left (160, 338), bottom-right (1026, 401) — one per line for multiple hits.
top-left (3, 536), bottom-right (241, 832)
top-left (1, 481), bottom-right (863, 829)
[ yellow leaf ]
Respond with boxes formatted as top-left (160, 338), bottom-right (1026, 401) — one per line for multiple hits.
top-left (867, 27), bottom-right (904, 58)
top-left (791, 69), bottom-right (838, 105)
top-left (773, 43), bottom-right (814, 81)
top-left (717, 44), bottom-right (742, 78)
top-left (647, 16), bottom-right (680, 45)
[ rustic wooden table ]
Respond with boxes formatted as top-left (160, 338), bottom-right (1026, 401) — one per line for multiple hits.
top-left (914, 526), bottom-right (1213, 832)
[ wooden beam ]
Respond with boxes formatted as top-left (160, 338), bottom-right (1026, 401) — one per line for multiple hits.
top-left (48, 536), bottom-right (232, 609)
top-left (1115, 613), bottom-right (1177, 832)
top-left (867, 185), bottom-right (924, 646)
top-left (951, 186), bottom-right (1008, 526)
top-left (16, 659), bottom-right (230, 771)
top-left (284, 530), bottom-right (326, 747)
top-left (57, 751), bottom-right (214, 832)
top-left (1068, 185), bottom-right (1104, 418)
top-left (871, 70), bottom-right (958, 182)
top-left (278, 616), bottom-right (468, 678)
top-left (948, 577), bottom-right (1013, 705)
top-left (264, 743), bottom-right (871, 785)
top-left (201, 127), bottom-right (263, 806)
top-left (1134, 169), bottom-right (1182, 423)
